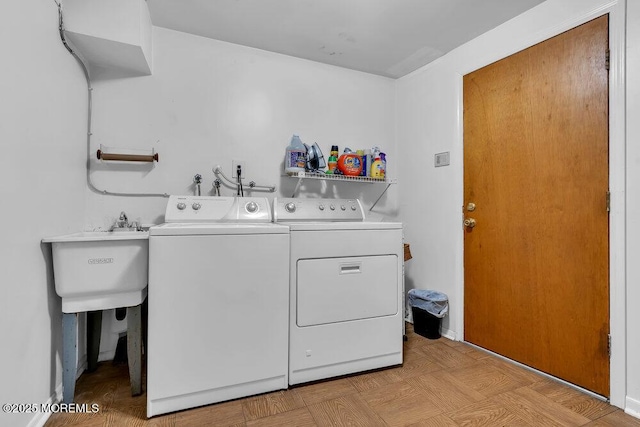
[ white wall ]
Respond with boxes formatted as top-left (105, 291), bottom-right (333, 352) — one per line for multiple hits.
top-left (396, 0), bottom-right (634, 411)
top-left (84, 26), bottom-right (398, 230)
top-left (4, 0), bottom-right (638, 425)
top-left (79, 24), bottom-right (399, 380)
top-left (1, 7), bottom-right (397, 427)
top-left (625, 0), bottom-right (640, 418)
top-left (0, 1), bottom-right (87, 426)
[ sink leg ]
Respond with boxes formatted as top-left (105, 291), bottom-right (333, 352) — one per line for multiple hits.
top-left (62, 312), bottom-right (77, 404)
top-left (87, 311), bottom-right (102, 372)
top-left (127, 304), bottom-right (142, 396)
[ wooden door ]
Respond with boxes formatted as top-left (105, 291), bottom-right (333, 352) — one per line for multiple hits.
top-left (463, 16), bottom-right (609, 396)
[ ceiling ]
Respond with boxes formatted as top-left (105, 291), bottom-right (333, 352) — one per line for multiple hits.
top-left (147, 0), bottom-right (546, 79)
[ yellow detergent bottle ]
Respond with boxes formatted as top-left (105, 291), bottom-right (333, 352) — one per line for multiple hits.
top-left (370, 153), bottom-right (385, 179)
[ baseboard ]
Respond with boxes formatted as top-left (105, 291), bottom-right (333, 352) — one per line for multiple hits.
top-left (27, 356), bottom-right (88, 427)
top-left (77, 355), bottom-right (87, 379)
top-left (26, 383), bottom-right (62, 427)
top-left (441, 328), bottom-right (456, 341)
top-left (626, 396), bottom-right (640, 419)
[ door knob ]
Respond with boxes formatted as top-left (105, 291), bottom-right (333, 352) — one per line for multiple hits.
top-left (463, 218), bottom-right (476, 228)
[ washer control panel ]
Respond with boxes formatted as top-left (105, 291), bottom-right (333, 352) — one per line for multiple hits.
top-left (165, 196), bottom-right (272, 223)
top-left (273, 198), bottom-right (364, 222)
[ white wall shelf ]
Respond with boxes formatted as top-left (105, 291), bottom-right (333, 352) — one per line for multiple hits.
top-left (286, 171), bottom-right (396, 184)
top-left (286, 172), bottom-right (395, 210)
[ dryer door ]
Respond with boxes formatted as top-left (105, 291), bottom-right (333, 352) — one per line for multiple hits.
top-left (296, 255), bottom-right (398, 327)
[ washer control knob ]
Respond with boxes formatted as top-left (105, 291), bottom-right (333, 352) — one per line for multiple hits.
top-left (351, 205), bottom-right (357, 211)
top-left (285, 202), bottom-right (296, 213)
top-left (246, 201), bottom-right (258, 213)
top-left (330, 204), bottom-right (336, 211)
top-left (177, 202), bottom-right (186, 210)
top-left (340, 205), bottom-right (346, 211)
top-left (192, 202), bottom-right (201, 210)
top-left (318, 204), bottom-right (325, 211)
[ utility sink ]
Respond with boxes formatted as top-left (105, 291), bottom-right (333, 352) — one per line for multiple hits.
top-left (42, 231), bottom-right (148, 313)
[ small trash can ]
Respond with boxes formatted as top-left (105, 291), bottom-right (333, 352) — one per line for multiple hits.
top-left (408, 289), bottom-right (448, 339)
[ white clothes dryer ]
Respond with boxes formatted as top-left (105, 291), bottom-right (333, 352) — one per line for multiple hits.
top-left (147, 196), bottom-right (289, 417)
top-left (273, 198), bottom-right (403, 385)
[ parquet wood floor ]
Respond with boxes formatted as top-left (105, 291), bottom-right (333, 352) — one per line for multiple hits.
top-left (45, 324), bottom-right (640, 426)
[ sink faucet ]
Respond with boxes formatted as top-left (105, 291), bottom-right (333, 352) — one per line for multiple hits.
top-left (117, 211), bottom-right (129, 228)
top-left (111, 211), bottom-right (142, 231)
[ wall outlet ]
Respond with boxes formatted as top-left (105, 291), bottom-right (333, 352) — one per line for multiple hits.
top-left (232, 160), bottom-right (246, 178)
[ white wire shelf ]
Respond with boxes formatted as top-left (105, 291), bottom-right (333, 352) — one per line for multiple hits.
top-left (285, 171), bottom-right (396, 184)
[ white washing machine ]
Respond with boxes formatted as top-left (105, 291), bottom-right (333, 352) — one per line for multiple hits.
top-left (147, 196), bottom-right (289, 417)
top-left (273, 198), bottom-right (403, 385)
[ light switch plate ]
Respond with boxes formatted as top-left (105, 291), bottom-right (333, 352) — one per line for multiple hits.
top-left (434, 152), bottom-right (450, 167)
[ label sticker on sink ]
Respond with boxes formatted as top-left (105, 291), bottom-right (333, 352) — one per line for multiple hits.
top-left (88, 258), bottom-right (114, 265)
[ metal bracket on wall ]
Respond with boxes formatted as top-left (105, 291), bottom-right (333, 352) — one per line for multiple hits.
top-left (97, 144), bottom-right (158, 163)
top-left (291, 177), bottom-right (304, 198)
top-left (369, 183), bottom-right (391, 211)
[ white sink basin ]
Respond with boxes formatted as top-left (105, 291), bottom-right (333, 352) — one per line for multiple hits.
top-left (42, 231), bottom-right (149, 313)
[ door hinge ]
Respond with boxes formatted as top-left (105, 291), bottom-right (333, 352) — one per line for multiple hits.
top-left (608, 334), bottom-right (611, 358)
top-left (605, 49), bottom-right (610, 71)
top-left (606, 190), bottom-right (611, 212)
